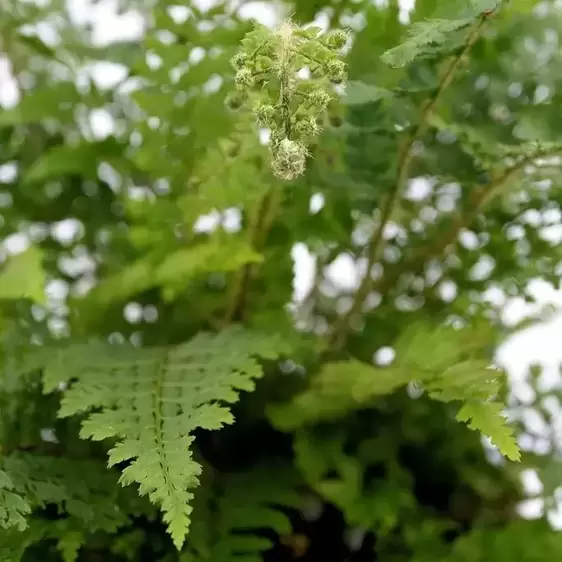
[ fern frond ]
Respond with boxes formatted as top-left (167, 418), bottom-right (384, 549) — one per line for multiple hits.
top-left (0, 519), bottom-right (48, 562)
top-left (456, 401), bottom-right (520, 461)
top-left (269, 322), bottom-right (519, 460)
top-left (0, 247), bottom-right (45, 305)
top-left (0, 452), bottom-right (138, 561)
top-left (380, 19), bottom-right (473, 67)
top-left (268, 359), bottom-right (412, 430)
top-left (0, 453), bottom-right (130, 532)
top-left (294, 430), bottom-right (412, 532)
top-left (469, 0), bottom-right (500, 12)
top-left (84, 237), bottom-right (263, 308)
top-left (0, 469), bottom-right (31, 532)
top-left (182, 463), bottom-right (301, 561)
top-left (40, 327), bottom-right (288, 549)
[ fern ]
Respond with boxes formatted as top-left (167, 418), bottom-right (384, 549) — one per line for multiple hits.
top-left (269, 322), bottom-right (519, 460)
top-left (83, 236), bottom-right (263, 308)
top-left (0, 453), bottom-right (141, 561)
top-left (0, 519), bottom-right (48, 562)
top-left (380, 18), bottom-right (473, 67)
top-left (446, 520), bottom-right (562, 561)
top-left (293, 429), bottom-right (413, 532)
top-left (469, 0), bottom-right (500, 12)
top-left (38, 327), bottom-right (287, 548)
top-left (0, 469), bottom-right (30, 532)
top-left (181, 464), bottom-right (301, 561)
top-left (0, 453), bottom-right (131, 532)
top-left (0, 247), bottom-right (45, 305)
top-left (456, 401), bottom-right (519, 461)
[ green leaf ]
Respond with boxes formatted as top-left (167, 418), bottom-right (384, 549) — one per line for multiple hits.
top-left (456, 401), bottom-right (521, 461)
top-left (380, 18), bottom-right (473, 67)
top-left (0, 470), bottom-right (31, 532)
top-left (269, 321), bottom-right (519, 461)
top-left (57, 532), bottom-right (84, 562)
top-left (268, 360), bottom-right (411, 431)
top-left (23, 139), bottom-right (123, 183)
top-left (341, 81), bottom-right (393, 105)
top-left (14, 33), bottom-right (57, 58)
top-left (0, 247), bottom-right (45, 304)
top-left (0, 83), bottom-right (81, 127)
top-left (0, 453), bottom-right (130, 532)
top-left (84, 238), bottom-right (263, 307)
top-left (155, 239), bottom-right (263, 300)
top-left (469, 0), bottom-right (499, 12)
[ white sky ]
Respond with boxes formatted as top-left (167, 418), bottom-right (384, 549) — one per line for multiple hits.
top-left (1, 0), bottom-right (561, 523)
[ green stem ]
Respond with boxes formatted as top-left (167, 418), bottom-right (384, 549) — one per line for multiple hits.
top-left (279, 61), bottom-right (292, 139)
top-left (294, 48), bottom-right (324, 68)
top-left (223, 187), bottom-right (282, 323)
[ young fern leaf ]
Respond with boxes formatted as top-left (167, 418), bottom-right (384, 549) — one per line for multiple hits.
top-left (41, 327), bottom-right (288, 549)
top-left (380, 18), bottom-right (473, 68)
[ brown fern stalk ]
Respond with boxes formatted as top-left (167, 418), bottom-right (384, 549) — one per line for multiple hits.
top-left (328, 12), bottom-right (492, 349)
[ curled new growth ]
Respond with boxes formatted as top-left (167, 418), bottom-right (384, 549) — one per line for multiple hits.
top-left (226, 21), bottom-right (348, 180)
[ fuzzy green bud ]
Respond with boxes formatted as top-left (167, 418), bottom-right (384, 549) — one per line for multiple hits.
top-left (308, 90), bottom-right (331, 111)
top-left (231, 52), bottom-right (248, 70)
top-left (235, 68), bottom-right (254, 90)
top-left (295, 116), bottom-right (321, 140)
top-left (324, 29), bottom-right (348, 50)
top-left (253, 102), bottom-right (276, 127)
top-left (326, 59), bottom-right (346, 84)
top-left (271, 138), bottom-right (308, 180)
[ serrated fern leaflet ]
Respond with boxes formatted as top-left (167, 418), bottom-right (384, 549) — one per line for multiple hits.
top-left (380, 18), bottom-right (474, 67)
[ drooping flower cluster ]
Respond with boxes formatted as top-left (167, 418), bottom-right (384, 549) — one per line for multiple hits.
top-left (225, 21), bottom-right (348, 180)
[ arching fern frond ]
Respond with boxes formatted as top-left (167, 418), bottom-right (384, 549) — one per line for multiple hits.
top-left (40, 327), bottom-right (288, 549)
top-left (269, 322), bottom-right (519, 460)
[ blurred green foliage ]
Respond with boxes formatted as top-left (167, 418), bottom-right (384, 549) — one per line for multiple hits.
top-left (0, 0), bottom-right (562, 560)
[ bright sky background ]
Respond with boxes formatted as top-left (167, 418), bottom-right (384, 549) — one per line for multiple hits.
top-left (1, 0), bottom-right (561, 523)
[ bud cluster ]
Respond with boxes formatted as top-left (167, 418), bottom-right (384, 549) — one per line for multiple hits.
top-left (225, 20), bottom-right (348, 181)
